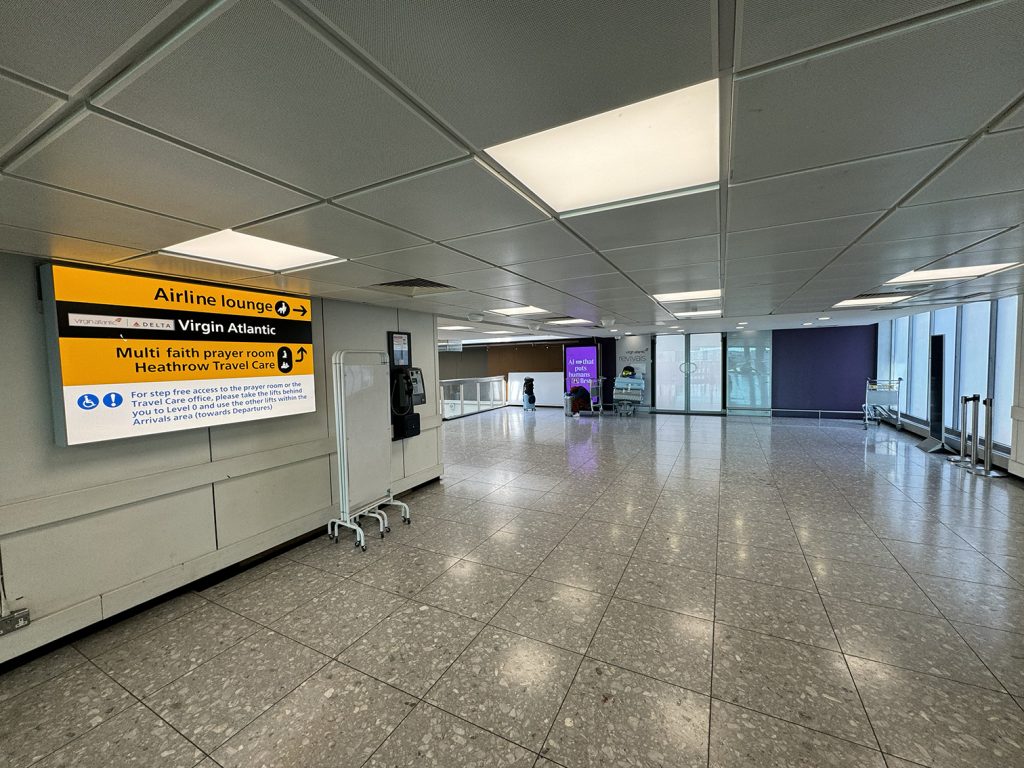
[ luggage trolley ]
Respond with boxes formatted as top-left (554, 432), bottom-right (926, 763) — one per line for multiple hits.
top-left (326, 349), bottom-right (410, 551)
top-left (612, 375), bottom-right (645, 416)
top-left (863, 378), bottom-right (902, 430)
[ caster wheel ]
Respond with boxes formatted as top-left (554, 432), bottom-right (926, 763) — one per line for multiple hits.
top-left (380, 532), bottom-right (386, 539)
top-left (361, 545), bottom-right (367, 552)
top-left (385, 526), bottom-right (391, 533)
top-left (405, 518), bottom-right (411, 525)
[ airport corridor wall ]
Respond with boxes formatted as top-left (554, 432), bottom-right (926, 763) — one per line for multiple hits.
top-left (0, 254), bottom-right (443, 662)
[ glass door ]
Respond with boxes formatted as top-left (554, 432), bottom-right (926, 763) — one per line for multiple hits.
top-left (654, 333), bottom-right (724, 413)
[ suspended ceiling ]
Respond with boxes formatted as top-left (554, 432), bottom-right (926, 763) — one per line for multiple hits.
top-left (1, 0), bottom-right (1022, 340)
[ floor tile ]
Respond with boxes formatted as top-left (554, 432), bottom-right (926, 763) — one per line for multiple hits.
top-left (849, 656), bottom-right (1024, 768)
top-left (0, 662), bottom-right (134, 768)
top-left (542, 661), bottom-right (709, 768)
top-left (426, 627), bottom-right (580, 751)
top-left (0, 645), bottom-right (86, 705)
top-left (352, 545), bottom-right (460, 596)
top-left (416, 560), bottom-right (527, 620)
top-left (445, 501), bottom-right (523, 531)
top-left (915, 574), bottom-right (1024, 632)
top-left (949, 524), bottom-right (1024, 556)
top-left (712, 624), bottom-right (875, 747)
top-left (33, 702), bottom-right (204, 768)
top-left (213, 662), bottom-right (415, 768)
top-left (560, 518), bottom-right (641, 555)
top-left (407, 520), bottom-right (495, 558)
top-left (717, 542), bottom-right (817, 592)
top-left (717, 518), bottom-right (802, 553)
top-left (144, 629), bottom-right (327, 752)
top-left (292, 535), bottom-right (388, 576)
top-left (588, 598), bottom-right (712, 693)
top-left (210, 562), bottom-right (344, 624)
top-left (73, 592), bottom-right (208, 658)
top-left (807, 557), bottom-right (939, 614)
top-left (340, 603), bottom-right (482, 696)
top-left (499, 510), bottom-right (577, 541)
top-left (824, 597), bottom-right (1000, 689)
top-left (534, 544), bottom-right (629, 595)
top-left (463, 530), bottom-right (555, 574)
top-left (632, 528), bottom-right (717, 572)
top-left (708, 700), bottom-right (887, 768)
top-left (197, 557), bottom-right (289, 602)
top-left (715, 575), bottom-right (839, 650)
top-left (954, 621), bottom-right (1024, 695)
top-left (491, 577), bottom-right (609, 654)
top-left (885, 540), bottom-right (1019, 587)
top-left (794, 528), bottom-right (899, 568)
top-left (93, 601), bottom-right (258, 697)
top-left (585, 501), bottom-right (653, 528)
top-left (270, 579), bottom-right (408, 656)
top-left (614, 557), bottom-right (716, 619)
top-left (484, 486), bottom-right (547, 509)
top-left (441, 480), bottom-right (505, 500)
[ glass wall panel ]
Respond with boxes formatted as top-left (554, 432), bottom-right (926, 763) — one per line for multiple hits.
top-left (959, 301), bottom-right (992, 440)
top-left (931, 307), bottom-right (957, 429)
top-left (689, 333), bottom-right (724, 412)
top-left (993, 296), bottom-right (1018, 447)
top-left (655, 334), bottom-right (687, 410)
top-left (908, 312), bottom-right (930, 419)
top-left (727, 330), bottom-right (772, 412)
top-left (877, 320), bottom-right (892, 381)
top-left (892, 316), bottom-right (910, 412)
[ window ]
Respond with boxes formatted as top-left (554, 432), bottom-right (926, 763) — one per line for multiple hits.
top-left (959, 301), bottom-right (992, 440)
top-left (727, 330), bottom-right (772, 412)
top-left (931, 307), bottom-right (957, 429)
top-left (993, 296), bottom-right (1018, 447)
top-left (876, 320), bottom-right (892, 381)
top-left (892, 316), bottom-right (910, 413)
top-left (908, 313), bottom-right (930, 419)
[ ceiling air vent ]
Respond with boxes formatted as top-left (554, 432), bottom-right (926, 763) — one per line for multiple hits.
top-left (368, 278), bottom-right (458, 297)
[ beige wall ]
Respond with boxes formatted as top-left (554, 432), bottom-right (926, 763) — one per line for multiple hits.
top-left (0, 254), bottom-right (442, 662)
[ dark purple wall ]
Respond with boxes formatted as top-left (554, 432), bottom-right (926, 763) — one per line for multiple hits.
top-left (772, 326), bottom-right (877, 414)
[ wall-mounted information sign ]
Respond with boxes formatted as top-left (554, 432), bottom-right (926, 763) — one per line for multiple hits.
top-left (41, 264), bottom-right (315, 445)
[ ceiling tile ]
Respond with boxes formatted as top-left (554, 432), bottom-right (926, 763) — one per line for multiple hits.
top-left (0, 75), bottom-right (63, 156)
top-left (118, 252), bottom-right (267, 282)
top-left (97, 0), bottom-right (464, 196)
top-left (725, 248), bottom-right (839, 275)
top-left (928, 250), bottom-right (1024, 271)
top-left (284, 260), bottom-right (408, 287)
top-left (241, 203), bottom-right (425, 260)
top-left (0, 175), bottom-right (213, 251)
top-left (505, 252), bottom-right (615, 281)
top-left (302, 0), bottom-right (715, 146)
top-left (338, 159), bottom-right (546, 241)
top-left (862, 191), bottom-right (1024, 241)
top-left (726, 213), bottom-right (878, 260)
top-left (358, 243), bottom-right (486, 276)
top-left (958, 227), bottom-right (1024, 254)
top-left (842, 231), bottom-right (1005, 266)
top-left (433, 268), bottom-right (532, 291)
top-left (735, 0), bottom-right (964, 70)
top-left (0, 223), bottom-right (140, 264)
top-left (603, 235), bottom-right (719, 271)
top-left (444, 220), bottom-right (589, 266)
top-left (0, 0), bottom-right (188, 92)
top-left (628, 262), bottom-right (721, 288)
top-left (995, 102), bottom-right (1024, 132)
top-left (9, 111), bottom-right (313, 229)
top-left (728, 143), bottom-right (955, 231)
top-left (908, 130), bottom-right (1024, 205)
top-left (732, 1), bottom-right (1024, 181)
top-left (564, 190), bottom-right (720, 250)
top-left (552, 273), bottom-right (635, 295)
top-left (727, 268), bottom-right (818, 288)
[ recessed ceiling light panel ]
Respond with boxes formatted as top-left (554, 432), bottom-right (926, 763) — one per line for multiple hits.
top-left (547, 318), bottom-right (591, 325)
top-left (886, 263), bottom-right (1019, 284)
top-left (163, 230), bottom-right (341, 271)
top-left (489, 306), bottom-right (548, 316)
top-left (485, 79), bottom-right (719, 213)
top-left (673, 309), bottom-right (721, 318)
top-left (438, 325), bottom-right (473, 330)
top-left (653, 289), bottom-right (721, 303)
top-left (834, 296), bottom-right (910, 307)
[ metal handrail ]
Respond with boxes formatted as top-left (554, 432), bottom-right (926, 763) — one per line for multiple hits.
top-left (439, 375), bottom-right (506, 386)
top-left (440, 376), bottom-right (507, 420)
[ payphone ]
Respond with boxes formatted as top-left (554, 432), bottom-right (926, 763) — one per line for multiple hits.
top-left (387, 331), bottom-right (425, 441)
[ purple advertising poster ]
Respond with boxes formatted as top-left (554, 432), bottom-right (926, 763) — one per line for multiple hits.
top-left (565, 345), bottom-right (598, 398)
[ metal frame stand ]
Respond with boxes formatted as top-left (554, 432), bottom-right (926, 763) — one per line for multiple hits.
top-left (948, 395), bottom-right (979, 467)
top-left (863, 378), bottom-right (902, 429)
top-left (972, 397), bottom-right (1007, 477)
top-left (326, 349), bottom-right (411, 552)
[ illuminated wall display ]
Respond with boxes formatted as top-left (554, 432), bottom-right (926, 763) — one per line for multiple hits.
top-left (565, 345), bottom-right (599, 395)
top-left (41, 264), bottom-right (316, 445)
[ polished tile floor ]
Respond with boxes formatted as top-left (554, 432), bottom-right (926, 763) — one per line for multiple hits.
top-left (3, 409), bottom-right (1024, 767)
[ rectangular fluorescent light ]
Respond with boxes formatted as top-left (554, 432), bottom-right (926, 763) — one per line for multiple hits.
top-left (484, 330), bottom-right (514, 334)
top-left (673, 309), bottom-right (722, 318)
top-left (438, 325), bottom-right (473, 330)
top-left (546, 318), bottom-right (591, 325)
top-left (484, 79), bottom-right (719, 213)
top-left (489, 306), bottom-right (547, 316)
top-left (834, 296), bottom-right (911, 307)
top-left (653, 289), bottom-right (721, 303)
top-left (886, 263), bottom-right (1019, 284)
top-left (163, 230), bottom-right (341, 271)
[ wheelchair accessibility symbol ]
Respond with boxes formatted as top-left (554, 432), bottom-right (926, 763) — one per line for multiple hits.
top-left (77, 394), bottom-right (100, 410)
top-left (103, 393), bottom-right (124, 408)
